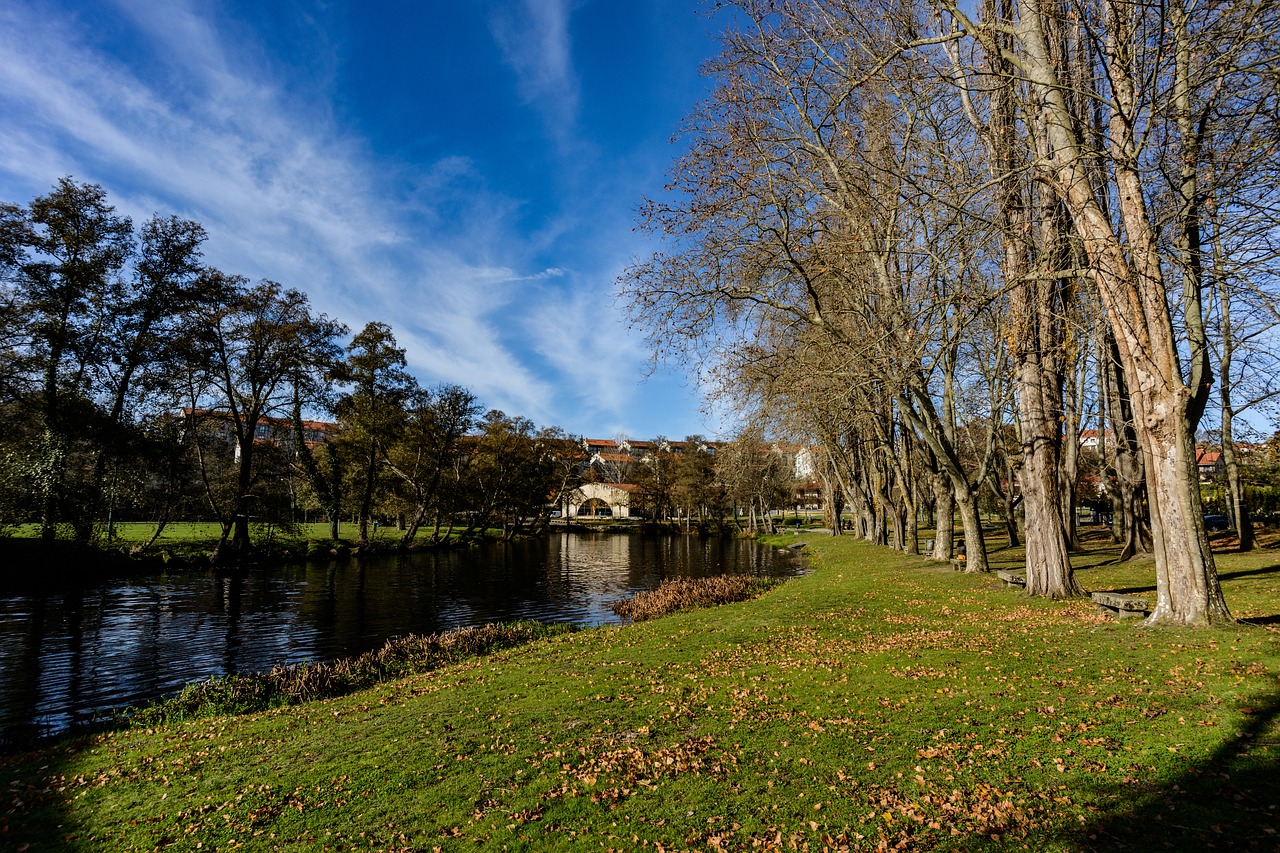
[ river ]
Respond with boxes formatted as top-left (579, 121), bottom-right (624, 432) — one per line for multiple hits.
top-left (0, 532), bottom-right (805, 743)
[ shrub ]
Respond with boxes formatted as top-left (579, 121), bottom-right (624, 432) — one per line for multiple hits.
top-left (128, 620), bottom-right (574, 727)
top-left (609, 574), bottom-right (781, 622)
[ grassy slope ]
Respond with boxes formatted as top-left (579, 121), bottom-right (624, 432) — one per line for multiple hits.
top-left (2, 534), bottom-right (1278, 852)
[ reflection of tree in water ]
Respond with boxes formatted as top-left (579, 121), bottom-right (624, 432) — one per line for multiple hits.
top-left (219, 574), bottom-right (241, 677)
top-left (0, 535), bottom-right (800, 740)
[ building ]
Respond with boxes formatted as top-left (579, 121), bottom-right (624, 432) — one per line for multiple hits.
top-left (566, 482), bottom-right (642, 518)
top-left (1196, 448), bottom-right (1224, 482)
top-left (182, 408), bottom-right (337, 460)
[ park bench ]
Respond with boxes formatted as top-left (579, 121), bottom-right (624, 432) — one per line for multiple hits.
top-left (996, 570), bottom-right (1026, 589)
top-left (950, 558), bottom-right (966, 571)
top-left (1091, 591), bottom-right (1151, 621)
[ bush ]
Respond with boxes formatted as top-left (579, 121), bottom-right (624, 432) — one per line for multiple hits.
top-left (609, 574), bottom-right (781, 622)
top-left (128, 620), bottom-right (574, 726)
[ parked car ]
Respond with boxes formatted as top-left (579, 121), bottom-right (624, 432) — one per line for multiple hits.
top-left (1203, 514), bottom-right (1231, 531)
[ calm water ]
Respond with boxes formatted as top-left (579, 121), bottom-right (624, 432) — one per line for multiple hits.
top-left (0, 533), bottom-right (804, 742)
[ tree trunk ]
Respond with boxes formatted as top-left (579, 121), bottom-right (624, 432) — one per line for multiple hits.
top-left (903, 474), bottom-right (919, 556)
top-left (1060, 351), bottom-right (1085, 550)
top-left (955, 487), bottom-right (986, 574)
top-left (402, 503), bottom-right (428, 546)
top-left (230, 435), bottom-right (254, 557)
top-left (357, 444), bottom-right (376, 545)
top-left (1216, 239), bottom-right (1253, 552)
top-left (988, 0), bottom-right (1079, 597)
top-left (1222, 431), bottom-right (1252, 552)
top-left (932, 469), bottom-right (954, 561)
top-left (1015, 0), bottom-right (1230, 624)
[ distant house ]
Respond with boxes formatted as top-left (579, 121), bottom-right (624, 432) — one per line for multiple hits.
top-left (1196, 448), bottom-right (1224, 481)
top-left (182, 408), bottom-right (337, 460)
top-left (792, 481), bottom-right (822, 510)
top-left (1079, 429), bottom-right (1113, 451)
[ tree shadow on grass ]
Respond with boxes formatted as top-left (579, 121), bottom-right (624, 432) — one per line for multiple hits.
top-left (1064, 688), bottom-right (1280, 851)
top-left (1094, 562), bottom-right (1280, 603)
top-left (1217, 564), bottom-right (1280, 583)
top-left (0, 734), bottom-right (94, 851)
top-left (1100, 585), bottom-right (1157, 595)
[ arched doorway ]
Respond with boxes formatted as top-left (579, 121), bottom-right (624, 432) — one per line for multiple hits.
top-left (577, 498), bottom-right (613, 518)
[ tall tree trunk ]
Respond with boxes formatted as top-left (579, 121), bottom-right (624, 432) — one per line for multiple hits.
top-left (954, 487), bottom-right (986, 574)
top-left (358, 444), bottom-right (377, 545)
top-left (230, 434), bottom-right (254, 557)
top-left (1060, 343), bottom-right (1085, 550)
top-left (1014, 0), bottom-right (1230, 623)
top-left (989, 467), bottom-right (1020, 548)
top-left (1104, 332), bottom-right (1149, 561)
top-left (1221, 422), bottom-right (1252, 552)
top-left (1216, 233), bottom-right (1253, 552)
top-left (896, 387), bottom-right (993, 573)
top-left (931, 467), bottom-right (954, 561)
top-left (989, 0), bottom-right (1079, 597)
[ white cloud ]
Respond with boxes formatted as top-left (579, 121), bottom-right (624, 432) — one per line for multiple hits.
top-left (0, 0), bottom-right (719, 437)
top-left (0, 0), bottom-right (574, 421)
top-left (489, 0), bottom-right (580, 145)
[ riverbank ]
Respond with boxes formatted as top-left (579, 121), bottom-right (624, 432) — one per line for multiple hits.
top-left (0, 523), bottom-right (517, 586)
top-left (0, 519), bottom-right (804, 585)
top-left (3, 534), bottom-right (1277, 851)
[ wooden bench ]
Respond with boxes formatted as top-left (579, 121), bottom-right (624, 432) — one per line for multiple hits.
top-left (996, 570), bottom-right (1026, 589)
top-left (1091, 591), bottom-right (1151, 621)
top-left (950, 558), bottom-right (966, 571)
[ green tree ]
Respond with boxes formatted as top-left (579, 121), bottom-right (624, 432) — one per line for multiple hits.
top-left (466, 411), bottom-right (559, 540)
top-left (89, 215), bottom-right (221, 541)
top-left (332, 322), bottom-right (416, 545)
top-left (385, 384), bottom-right (482, 546)
top-left (7, 178), bottom-right (132, 542)
top-left (671, 437), bottom-right (724, 529)
top-left (191, 279), bottom-right (346, 560)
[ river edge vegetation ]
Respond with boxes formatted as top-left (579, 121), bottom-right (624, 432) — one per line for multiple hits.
top-left (0, 522), bottom-right (545, 583)
top-left (4, 179), bottom-right (800, 569)
top-left (2, 534), bottom-right (1276, 851)
top-left (110, 577), bottom-right (777, 732)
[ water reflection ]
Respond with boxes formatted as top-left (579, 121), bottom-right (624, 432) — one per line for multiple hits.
top-left (0, 533), bottom-right (802, 741)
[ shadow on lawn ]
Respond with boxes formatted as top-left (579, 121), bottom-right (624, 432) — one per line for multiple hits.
top-left (1091, 564), bottom-right (1280, 598)
top-left (1217, 564), bottom-right (1280, 583)
top-left (1067, 687), bottom-right (1280, 851)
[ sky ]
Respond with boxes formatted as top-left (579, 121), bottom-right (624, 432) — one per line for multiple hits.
top-left (0, 0), bottom-right (734, 441)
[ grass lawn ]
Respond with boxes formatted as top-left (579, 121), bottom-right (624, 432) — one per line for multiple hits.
top-left (8, 521), bottom-right (411, 544)
top-left (2, 532), bottom-right (1277, 851)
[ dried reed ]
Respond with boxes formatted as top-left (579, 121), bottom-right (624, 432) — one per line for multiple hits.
top-left (609, 574), bottom-right (781, 622)
top-left (130, 621), bottom-right (572, 726)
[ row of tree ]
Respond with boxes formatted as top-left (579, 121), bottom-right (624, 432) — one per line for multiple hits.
top-left (0, 178), bottom-right (803, 560)
top-left (0, 179), bottom-right (571, 559)
top-left (623, 0), bottom-right (1280, 626)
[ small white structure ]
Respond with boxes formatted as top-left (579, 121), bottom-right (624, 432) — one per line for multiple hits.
top-left (568, 482), bottom-right (640, 519)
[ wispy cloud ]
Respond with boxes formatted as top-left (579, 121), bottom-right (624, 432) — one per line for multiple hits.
top-left (0, 0), bottom-right (582, 421)
top-left (489, 0), bottom-right (580, 145)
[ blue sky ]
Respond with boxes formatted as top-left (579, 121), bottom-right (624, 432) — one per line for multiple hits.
top-left (0, 0), bottom-right (731, 440)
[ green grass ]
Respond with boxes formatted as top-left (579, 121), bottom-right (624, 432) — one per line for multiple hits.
top-left (9, 521), bottom-right (417, 544)
top-left (2, 533), bottom-right (1277, 851)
